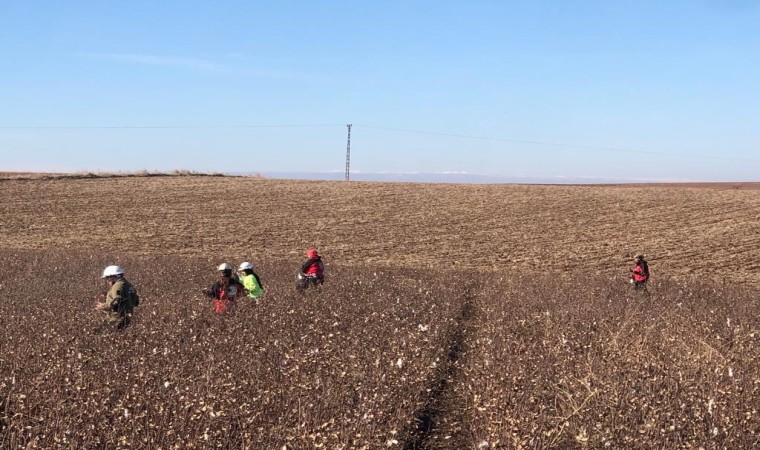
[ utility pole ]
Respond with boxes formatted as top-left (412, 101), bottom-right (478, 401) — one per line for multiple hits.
top-left (345, 124), bottom-right (352, 181)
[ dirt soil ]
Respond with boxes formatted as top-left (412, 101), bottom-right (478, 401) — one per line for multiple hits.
top-left (2, 175), bottom-right (759, 449)
top-left (1, 175), bottom-right (758, 285)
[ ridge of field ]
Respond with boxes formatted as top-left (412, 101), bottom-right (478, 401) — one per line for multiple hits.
top-left (1, 176), bottom-right (758, 285)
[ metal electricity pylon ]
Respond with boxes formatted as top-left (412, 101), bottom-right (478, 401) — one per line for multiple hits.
top-left (345, 124), bottom-right (352, 181)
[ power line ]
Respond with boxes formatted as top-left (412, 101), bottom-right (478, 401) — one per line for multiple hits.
top-left (1, 121), bottom-right (757, 163)
top-left (0, 123), bottom-right (344, 130)
top-left (353, 124), bottom-right (760, 163)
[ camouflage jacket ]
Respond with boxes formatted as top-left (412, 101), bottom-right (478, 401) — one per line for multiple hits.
top-left (102, 278), bottom-right (140, 319)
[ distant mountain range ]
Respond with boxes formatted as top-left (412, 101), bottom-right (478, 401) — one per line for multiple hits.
top-left (237, 171), bottom-right (675, 184)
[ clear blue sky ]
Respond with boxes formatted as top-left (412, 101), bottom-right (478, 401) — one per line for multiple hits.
top-left (1, 1), bottom-right (758, 181)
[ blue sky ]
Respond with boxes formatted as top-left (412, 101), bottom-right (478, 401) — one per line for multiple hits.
top-left (1, 1), bottom-right (758, 181)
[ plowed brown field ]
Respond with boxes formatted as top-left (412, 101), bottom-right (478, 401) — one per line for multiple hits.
top-left (1, 175), bottom-right (758, 285)
top-left (1, 175), bottom-right (758, 449)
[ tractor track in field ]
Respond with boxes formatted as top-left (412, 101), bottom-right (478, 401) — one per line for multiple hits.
top-left (402, 288), bottom-right (478, 450)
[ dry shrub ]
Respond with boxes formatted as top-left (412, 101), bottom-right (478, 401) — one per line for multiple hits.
top-left (458, 274), bottom-right (760, 449)
top-left (1, 250), bottom-right (758, 449)
top-left (0, 250), bottom-right (462, 449)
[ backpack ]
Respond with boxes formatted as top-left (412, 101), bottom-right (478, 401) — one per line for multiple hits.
top-left (639, 261), bottom-right (649, 278)
top-left (127, 283), bottom-right (140, 306)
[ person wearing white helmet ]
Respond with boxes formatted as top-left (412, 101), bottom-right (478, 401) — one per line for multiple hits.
top-left (96, 265), bottom-right (140, 330)
top-left (236, 261), bottom-right (264, 301)
top-left (203, 263), bottom-right (245, 313)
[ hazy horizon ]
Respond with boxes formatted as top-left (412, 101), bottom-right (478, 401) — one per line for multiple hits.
top-left (4, 168), bottom-right (757, 185)
top-left (1, 1), bottom-right (759, 181)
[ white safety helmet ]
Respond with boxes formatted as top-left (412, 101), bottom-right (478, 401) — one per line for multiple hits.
top-left (101, 265), bottom-right (125, 278)
top-left (217, 263), bottom-right (233, 272)
top-left (238, 262), bottom-right (254, 271)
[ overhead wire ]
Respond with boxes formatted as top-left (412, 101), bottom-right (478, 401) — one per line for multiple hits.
top-left (352, 125), bottom-right (760, 163)
top-left (0, 123), bottom-right (344, 130)
top-left (0, 122), bottom-right (757, 163)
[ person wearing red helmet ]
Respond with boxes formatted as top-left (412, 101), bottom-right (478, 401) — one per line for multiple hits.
top-left (296, 248), bottom-right (325, 292)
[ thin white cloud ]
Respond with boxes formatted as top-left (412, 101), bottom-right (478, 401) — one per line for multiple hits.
top-left (78, 52), bottom-right (223, 72)
top-left (76, 51), bottom-right (333, 82)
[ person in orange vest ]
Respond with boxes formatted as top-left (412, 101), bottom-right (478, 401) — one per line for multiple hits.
top-left (203, 263), bottom-right (245, 313)
top-left (629, 254), bottom-right (650, 291)
top-left (296, 248), bottom-right (325, 292)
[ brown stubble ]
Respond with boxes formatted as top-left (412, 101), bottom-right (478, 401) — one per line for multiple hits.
top-left (1, 176), bottom-right (758, 285)
top-left (2, 176), bottom-right (759, 448)
top-left (457, 274), bottom-right (760, 449)
top-left (0, 251), bottom-right (466, 448)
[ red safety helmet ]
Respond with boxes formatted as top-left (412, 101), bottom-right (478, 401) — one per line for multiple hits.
top-left (306, 248), bottom-right (319, 259)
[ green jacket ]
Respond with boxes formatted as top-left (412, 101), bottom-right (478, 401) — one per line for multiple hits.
top-left (240, 273), bottom-right (264, 299)
top-left (102, 278), bottom-right (140, 321)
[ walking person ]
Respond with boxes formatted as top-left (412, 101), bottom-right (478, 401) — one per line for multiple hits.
top-left (96, 265), bottom-right (140, 330)
top-left (629, 254), bottom-right (650, 291)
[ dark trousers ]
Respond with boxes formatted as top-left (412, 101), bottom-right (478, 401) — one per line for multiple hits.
top-left (632, 280), bottom-right (648, 291)
top-left (296, 275), bottom-right (324, 292)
